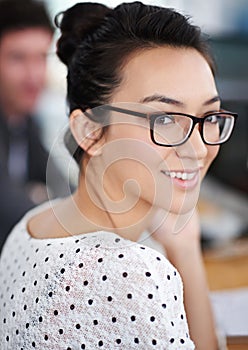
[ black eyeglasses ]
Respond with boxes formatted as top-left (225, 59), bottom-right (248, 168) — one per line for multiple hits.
top-left (90, 105), bottom-right (238, 147)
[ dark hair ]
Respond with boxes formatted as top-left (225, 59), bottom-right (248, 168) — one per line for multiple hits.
top-left (0, 0), bottom-right (54, 39)
top-left (56, 1), bottom-right (215, 164)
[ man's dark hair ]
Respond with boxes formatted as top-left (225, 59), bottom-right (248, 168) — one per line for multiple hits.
top-left (0, 0), bottom-right (54, 39)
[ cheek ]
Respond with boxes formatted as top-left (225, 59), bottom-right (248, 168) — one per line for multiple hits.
top-left (102, 130), bottom-right (171, 191)
top-left (207, 145), bottom-right (220, 164)
top-left (103, 124), bottom-right (174, 204)
top-left (203, 145), bottom-right (220, 177)
top-left (0, 62), bottom-right (23, 88)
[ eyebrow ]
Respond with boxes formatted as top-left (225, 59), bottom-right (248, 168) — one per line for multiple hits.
top-left (140, 94), bottom-right (221, 107)
top-left (140, 94), bottom-right (184, 106)
top-left (203, 95), bottom-right (221, 106)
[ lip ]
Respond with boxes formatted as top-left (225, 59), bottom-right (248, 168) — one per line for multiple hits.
top-left (161, 168), bottom-right (201, 190)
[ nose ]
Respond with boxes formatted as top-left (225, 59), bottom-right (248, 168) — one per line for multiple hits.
top-left (176, 125), bottom-right (208, 160)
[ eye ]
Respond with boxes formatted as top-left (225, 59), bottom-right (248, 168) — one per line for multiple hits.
top-left (205, 114), bottom-right (218, 124)
top-left (9, 52), bottom-right (26, 63)
top-left (155, 114), bottom-right (174, 125)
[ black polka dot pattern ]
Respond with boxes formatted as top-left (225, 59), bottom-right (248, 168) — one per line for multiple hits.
top-left (0, 203), bottom-right (195, 349)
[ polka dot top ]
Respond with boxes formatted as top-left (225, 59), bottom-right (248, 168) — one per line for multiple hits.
top-left (0, 202), bottom-right (195, 349)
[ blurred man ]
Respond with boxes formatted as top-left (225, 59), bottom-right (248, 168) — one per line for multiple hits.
top-left (0, 0), bottom-right (59, 249)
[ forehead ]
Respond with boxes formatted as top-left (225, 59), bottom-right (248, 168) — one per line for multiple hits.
top-left (112, 46), bottom-right (217, 105)
top-left (0, 28), bottom-right (52, 54)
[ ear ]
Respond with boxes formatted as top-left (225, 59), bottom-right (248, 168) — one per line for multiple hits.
top-left (69, 109), bottom-right (105, 156)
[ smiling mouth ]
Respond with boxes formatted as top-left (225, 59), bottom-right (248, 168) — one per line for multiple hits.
top-left (161, 170), bottom-right (198, 181)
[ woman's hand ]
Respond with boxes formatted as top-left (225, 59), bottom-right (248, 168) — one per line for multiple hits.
top-left (149, 208), bottom-right (201, 254)
top-left (149, 208), bottom-right (218, 350)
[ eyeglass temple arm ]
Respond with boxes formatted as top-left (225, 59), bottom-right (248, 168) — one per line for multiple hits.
top-left (98, 105), bottom-right (147, 118)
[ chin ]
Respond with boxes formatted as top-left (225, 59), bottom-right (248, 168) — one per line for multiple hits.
top-left (20, 92), bottom-right (40, 111)
top-left (170, 201), bottom-right (197, 215)
top-left (18, 102), bottom-right (37, 115)
top-left (154, 182), bottom-right (200, 214)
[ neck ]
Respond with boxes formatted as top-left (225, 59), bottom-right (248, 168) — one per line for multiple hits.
top-left (71, 179), bottom-right (156, 241)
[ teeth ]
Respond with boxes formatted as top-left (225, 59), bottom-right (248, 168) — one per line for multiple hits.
top-left (164, 171), bottom-right (196, 180)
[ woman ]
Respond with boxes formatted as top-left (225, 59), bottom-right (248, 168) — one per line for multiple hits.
top-left (0, 2), bottom-right (237, 349)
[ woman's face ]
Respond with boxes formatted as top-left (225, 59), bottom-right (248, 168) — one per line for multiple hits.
top-left (88, 47), bottom-right (220, 216)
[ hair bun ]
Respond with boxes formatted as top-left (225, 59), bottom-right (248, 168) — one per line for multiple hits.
top-left (56, 2), bottom-right (111, 65)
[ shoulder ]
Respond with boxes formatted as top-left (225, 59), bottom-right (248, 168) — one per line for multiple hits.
top-left (45, 232), bottom-right (184, 314)
top-left (0, 230), bottom-right (194, 349)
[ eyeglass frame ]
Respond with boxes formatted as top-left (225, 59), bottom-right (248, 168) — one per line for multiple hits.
top-left (88, 104), bottom-right (238, 147)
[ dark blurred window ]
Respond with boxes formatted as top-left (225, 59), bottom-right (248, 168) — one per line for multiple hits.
top-left (208, 36), bottom-right (248, 194)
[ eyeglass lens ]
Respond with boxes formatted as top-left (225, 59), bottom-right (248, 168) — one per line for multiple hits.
top-left (153, 113), bottom-right (235, 146)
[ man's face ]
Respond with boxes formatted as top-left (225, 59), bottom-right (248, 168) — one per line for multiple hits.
top-left (0, 28), bottom-right (53, 117)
